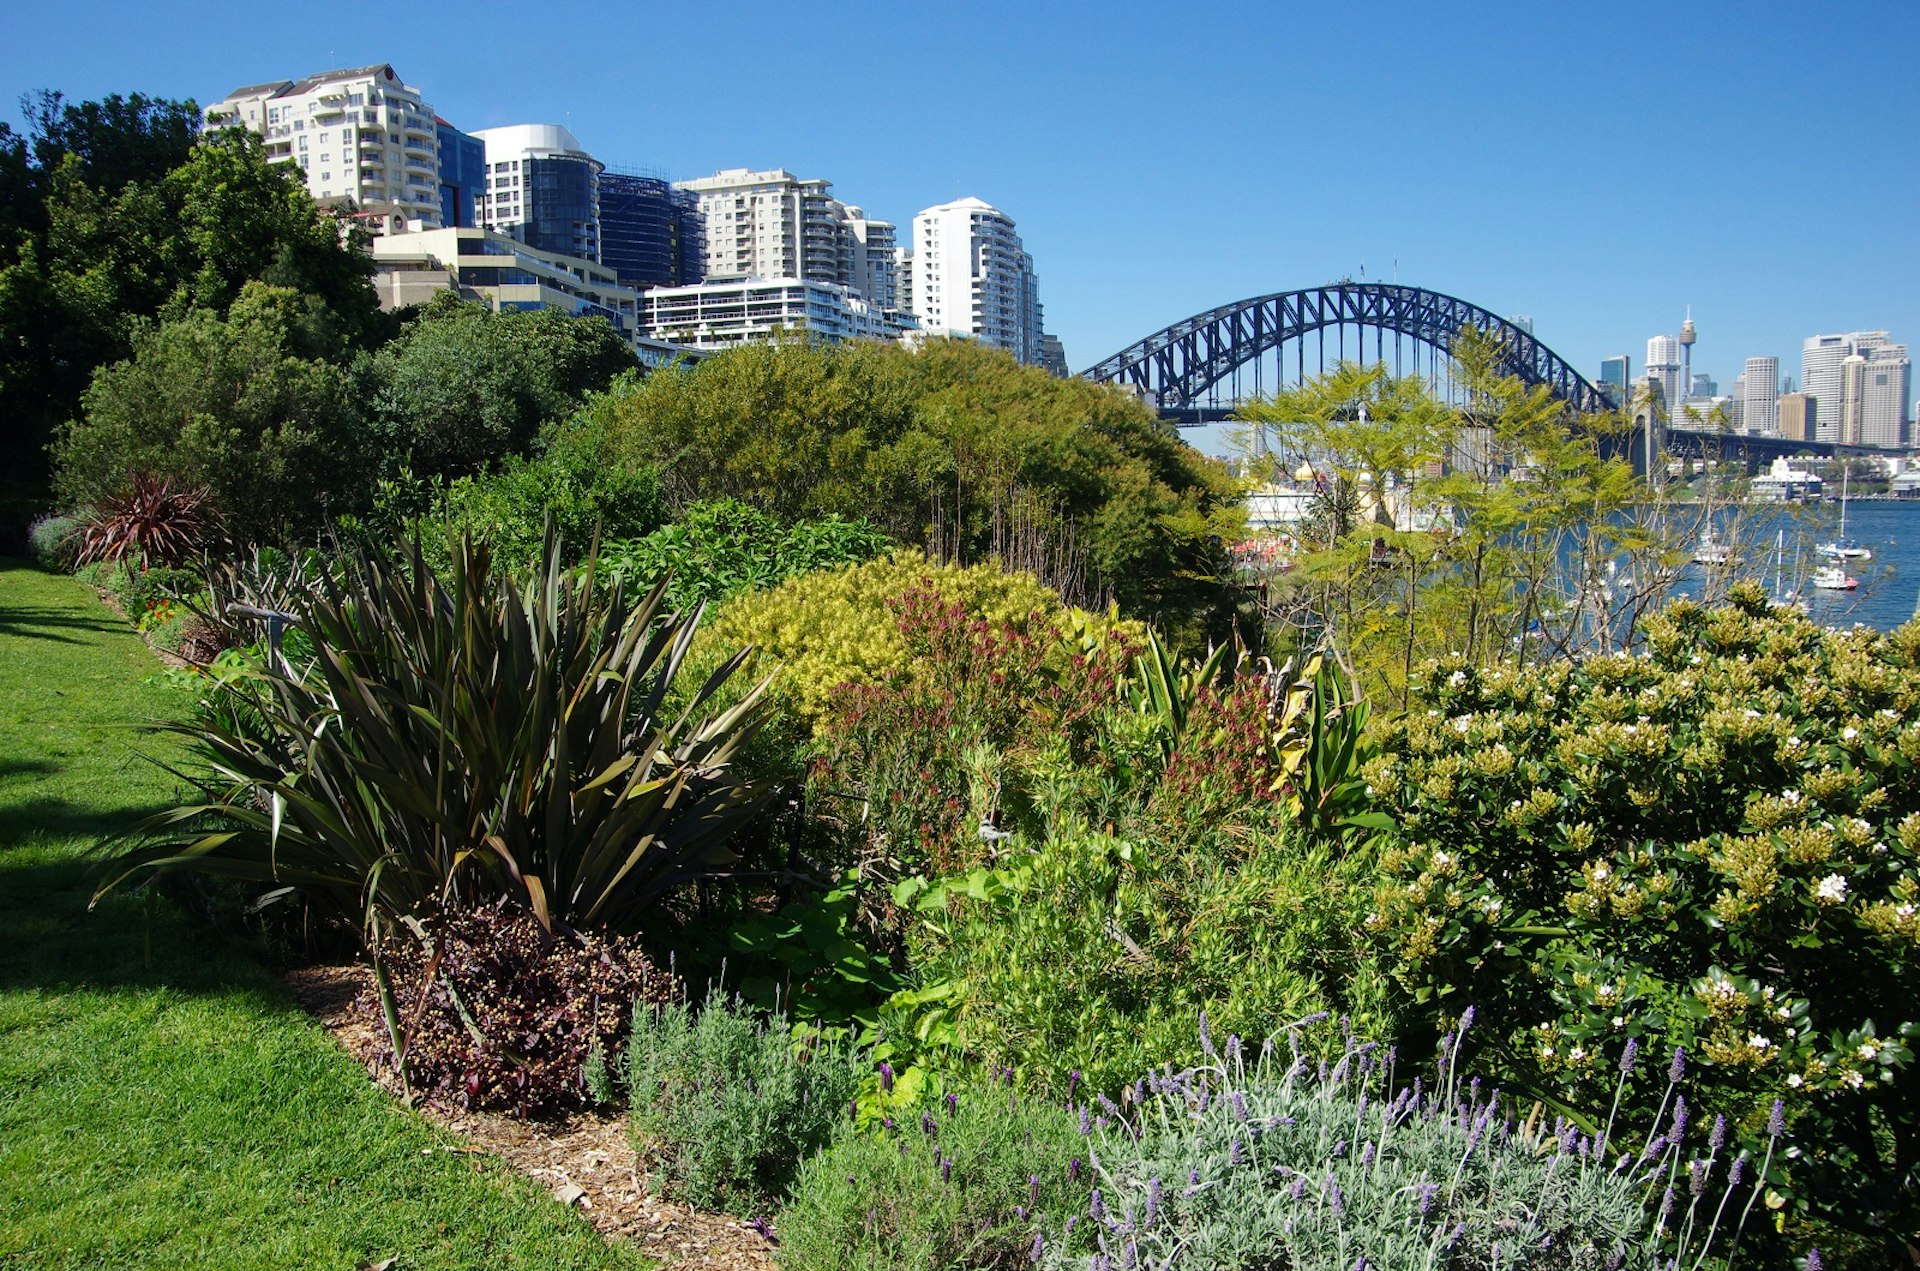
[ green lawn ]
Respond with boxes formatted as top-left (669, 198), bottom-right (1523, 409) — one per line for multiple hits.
top-left (0, 559), bottom-right (649, 1269)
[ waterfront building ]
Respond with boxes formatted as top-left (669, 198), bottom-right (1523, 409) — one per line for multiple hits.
top-left (678, 168), bottom-right (853, 291)
top-left (598, 172), bottom-right (705, 290)
top-left (368, 225), bottom-right (650, 351)
top-left (907, 197), bottom-right (1046, 364)
top-left (203, 64), bottom-right (445, 234)
top-left (640, 277), bottom-right (907, 349)
top-left (1750, 456), bottom-right (1823, 502)
top-left (1778, 391), bottom-right (1815, 441)
top-left (1646, 334), bottom-right (1683, 425)
top-left (1741, 356), bottom-right (1780, 435)
top-left (1804, 331), bottom-right (1910, 445)
top-left (471, 124), bottom-right (602, 264)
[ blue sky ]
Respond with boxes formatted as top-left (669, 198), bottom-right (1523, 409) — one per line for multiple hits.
top-left (6, 1), bottom-right (1915, 396)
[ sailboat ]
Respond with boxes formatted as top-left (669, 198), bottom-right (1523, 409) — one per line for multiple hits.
top-left (1819, 467), bottom-right (1872, 561)
top-left (1692, 524), bottom-right (1732, 566)
top-left (1771, 530), bottom-right (1809, 612)
top-left (1812, 559), bottom-right (1859, 591)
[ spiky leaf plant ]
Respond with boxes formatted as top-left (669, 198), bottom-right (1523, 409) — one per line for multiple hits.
top-left (96, 525), bottom-right (773, 939)
top-left (71, 471), bottom-right (217, 568)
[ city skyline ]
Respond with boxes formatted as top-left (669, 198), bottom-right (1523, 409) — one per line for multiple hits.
top-left (4, 1), bottom-right (1914, 393)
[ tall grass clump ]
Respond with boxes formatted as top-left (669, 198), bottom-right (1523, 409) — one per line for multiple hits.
top-left (624, 989), bottom-right (866, 1215)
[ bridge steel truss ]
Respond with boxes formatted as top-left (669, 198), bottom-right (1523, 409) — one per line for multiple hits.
top-left (1079, 282), bottom-right (1612, 415)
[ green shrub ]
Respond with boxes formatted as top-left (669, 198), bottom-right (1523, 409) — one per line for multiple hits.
top-left (694, 551), bottom-right (1116, 736)
top-left (599, 498), bottom-right (893, 615)
top-left (1367, 584), bottom-right (1920, 1265)
top-left (96, 527), bottom-right (772, 941)
top-left (435, 427), bottom-right (663, 574)
top-left (919, 825), bottom-right (1392, 1099)
top-left (776, 1081), bottom-right (1089, 1271)
top-left (623, 989), bottom-right (866, 1214)
top-left (1040, 1018), bottom-right (1705, 1270)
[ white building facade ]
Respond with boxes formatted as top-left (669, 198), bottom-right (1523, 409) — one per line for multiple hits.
top-left (907, 197), bottom-right (1046, 365)
top-left (1740, 356), bottom-right (1780, 435)
top-left (368, 225), bottom-right (644, 348)
top-left (1645, 334), bottom-right (1683, 424)
top-left (641, 278), bottom-right (905, 349)
top-left (204, 64), bottom-right (444, 235)
top-left (470, 124), bottom-right (603, 264)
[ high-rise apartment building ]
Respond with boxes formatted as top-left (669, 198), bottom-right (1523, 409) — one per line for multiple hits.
top-left (1740, 356), bottom-right (1780, 435)
top-left (677, 169), bottom-right (840, 287)
top-left (471, 125), bottom-right (602, 264)
top-left (1646, 335), bottom-right (1683, 424)
top-left (906, 197), bottom-right (1045, 365)
top-left (597, 173), bottom-right (705, 290)
top-left (845, 209), bottom-right (899, 314)
top-left (204, 64), bottom-right (449, 235)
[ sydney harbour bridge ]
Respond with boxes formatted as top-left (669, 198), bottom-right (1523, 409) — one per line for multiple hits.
top-left (1077, 281), bottom-right (1844, 466)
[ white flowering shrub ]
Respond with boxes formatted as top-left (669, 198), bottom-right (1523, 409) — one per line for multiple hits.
top-left (1366, 584), bottom-right (1920, 1266)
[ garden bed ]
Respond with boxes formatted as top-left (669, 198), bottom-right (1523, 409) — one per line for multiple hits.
top-left (285, 964), bottom-right (776, 1270)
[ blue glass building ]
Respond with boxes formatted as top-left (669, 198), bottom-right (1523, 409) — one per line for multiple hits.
top-left (435, 119), bottom-right (485, 228)
top-left (598, 172), bottom-right (706, 290)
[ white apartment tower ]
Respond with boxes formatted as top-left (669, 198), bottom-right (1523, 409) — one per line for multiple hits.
top-left (907, 197), bottom-right (1045, 365)
top-left (677, 169), bottom-right (853, 290)
top-left (1804, 331), bottom-right (1911, 446)
top-left (1740, 356), bottom-right (1780, 435)
top-left (1645, 334), bottom-right (1683, 424)
top-left (203, 64), bottom-right (444, 235)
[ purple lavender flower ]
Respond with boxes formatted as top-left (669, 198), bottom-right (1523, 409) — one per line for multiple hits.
top-left (1459, 1004), bottom-right (1476, 1036)
top-left (946, 1091), bottom-right (959, 1114)
top-left (922, 1112), bottom-right (938, 1137)
top-left (1229, 1136), bottom-right (1243, 1166)
top-left (1361, 1141), bottom-right (1376, 1167)
top-left (1079, 1105), bottom-right (1092, 1136)
top-left (1670, 1094), bottom-right (1689, 1140)
top-left (1668, 1046), bottom-right (1687, 1085)
top-left (1729, 1157), bottom-right (1746, 1186)
top-left (1417, 1182), bottom-right (1437, 1217)
top-left (1690, 1159), bottom-right (1709, 1196)
top-left (941, 1158), bottom-right (951, 1183)
top-left (1619, 1036), bottom-right (1640, 1076)
top-left (1030, 1174), bottom-right (1041, 1205)
top-left (1069, 1071), bottom-right (1081, 1099)
top-left (1091, 1188), bottom-right (1107, 1222)
top-left (1232, 1091), bottom-right (1248, 1123)
top-left (1227, 1034), bottom-right (1242, 1063)
top-left (1188, 1167), bottom-right (1200, 1189)
top-left (879, 1062), bottom-right (895, 1093)
top-left (749, 1216), bottom-right (775, 1242)
top-left (1709, 1114), bottom-right (1727, 1151)
top-left (1030, 1232), bottom-right (1044, 1262)
top-left (1769, 1099), bottom-right (1786, 1138)
top-left (1292, 1176), bottom-right (1308, 1200)
top-left (1069, 1158), bottom-right (1083, 1183)
top-left (1330, 1183), bottom-right (1345, 1217)
top-left (1806, 1249), bottom-right (1823, 1271)
top-left (1199, 1009), bottom-right (1214, 1056)
top-left (1658, 1186), bottom-right (1676, 1224)
top-left (1146, 1176), bottom-right (1162, 1225)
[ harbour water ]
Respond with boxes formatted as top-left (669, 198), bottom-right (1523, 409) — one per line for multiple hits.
top-left (1690, 501), bottom-right (1920, 632)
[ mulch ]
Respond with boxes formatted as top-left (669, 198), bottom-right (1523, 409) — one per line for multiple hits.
top-left (284, 964), bottom-right (777, 1270)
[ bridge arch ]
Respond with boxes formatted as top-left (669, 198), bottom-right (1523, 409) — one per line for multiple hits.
top-left (1079, 282), bottom-right (1611, 415)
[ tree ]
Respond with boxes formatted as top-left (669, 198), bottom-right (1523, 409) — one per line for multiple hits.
top-left (580, 337), bottom-right (1245, 633)
top-left (364, 292), bottom-right (639, 478)
top-left (54, 282), bottom-right (359, 544)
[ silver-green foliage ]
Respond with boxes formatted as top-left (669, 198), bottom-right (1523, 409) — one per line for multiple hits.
top-left (624, 989), bottom-right (866, 1215)
top-left (1044, 1015), bottom-right (1669, 1270)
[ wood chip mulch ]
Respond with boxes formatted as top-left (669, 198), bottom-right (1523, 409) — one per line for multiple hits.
top-left (285, 964), bottom-right (777, 1270)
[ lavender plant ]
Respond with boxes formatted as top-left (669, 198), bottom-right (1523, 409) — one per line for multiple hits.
top-left (1039, 1014), bottom-right (1785, 1271)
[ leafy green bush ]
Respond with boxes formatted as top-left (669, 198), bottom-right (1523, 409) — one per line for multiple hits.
top-left (1039, 1018), bottom-right (1719, 1269)
top-left (97, 527), bottom-right (772, 941)
top-left (623, 989), bottom-right (866, 1214)
top-left (1367, 584), bottom-right (1920, 1265)
top-left (695, 551), bottom-right (1135, 737)
top-left (776, 1081), bottom-right (1089, 1271)
top-left (75, 556), bottom-right (202, 623)
top-left (599, 498), bottom-right (893, 614)
top-left (918, 825), bottom-right (1392, 1099)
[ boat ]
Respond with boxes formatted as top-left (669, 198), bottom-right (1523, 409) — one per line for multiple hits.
top-left (1692, 526), bottom-right (1732, 566)
top-left (1811, 562), bottom-right (1858, 591)
top-left (1818, 467), bottom-right (1872, 561)
top-left (1770, 531), bottom-right (1809, 613)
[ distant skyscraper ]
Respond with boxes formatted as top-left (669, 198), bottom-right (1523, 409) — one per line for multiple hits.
top-left (472, 124), bottom-right (603, 263)
top-left (1803, 331), bottom-right (1910, 445)
top-left (1647, 334), bottom-right (1683, 424)
top-left (597, 173), bottom-right (705, 290)
top-left (906, 197), bottom-right (1046, 365)
top-left (1778, 391), bottom-right (1815, 442)
top-left (1599, 355), bottom-right (1631, 396)
top-left (1741, 356), bottom-right (1780, 435)
top-left (1691, 372), bottom-right (1717, 397)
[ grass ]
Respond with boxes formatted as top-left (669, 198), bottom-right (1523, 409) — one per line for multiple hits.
top-left (0, 559), bottom-right (651, 1269)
